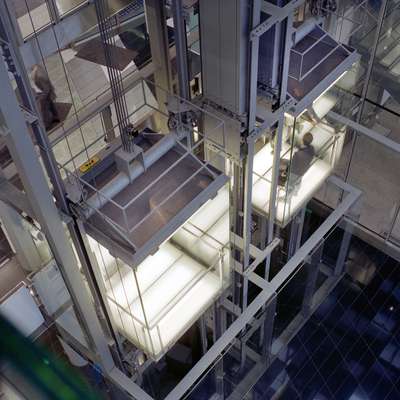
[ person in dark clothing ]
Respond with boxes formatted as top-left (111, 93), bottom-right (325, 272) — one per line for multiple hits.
top-left (287, 132), bottom-right (315, 196)
top-left (31, 64), bottom-right (60, 130)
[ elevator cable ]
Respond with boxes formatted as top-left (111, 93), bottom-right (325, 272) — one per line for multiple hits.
top-left (94, 0), bottom-right (132, 152)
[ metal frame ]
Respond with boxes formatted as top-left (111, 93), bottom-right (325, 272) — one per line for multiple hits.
top-left (15, 0), bottom-right (145, 67)
top-left (0, 55), bottom-right (115, 372)
top-left (289, 50), bottom-right (360, 117)
top-left (171, 0), bottom-right (190, 99)
top-left (160, 176), bottom-right (360, 400)
top-left (328, 110), bottom-right (400, 153)
top-left (0, 1), bottom-right (385, 399)
top-left (251, 0), bottom-right (306, 39)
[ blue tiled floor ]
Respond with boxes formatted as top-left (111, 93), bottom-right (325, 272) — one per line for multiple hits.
top-left (254, 237), bottom-right (400, 399)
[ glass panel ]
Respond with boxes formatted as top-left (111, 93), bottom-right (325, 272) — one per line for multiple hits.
top-left (253, 66), bottom-right (356, 228)
top-left (359, 100), bottom-right (400, 146)
top-left (181, 295), bottom-right (275, 400)
top-left (1, 318), bottom-right (130, 399)
top-left (328, 0), bottom-right (381, 98)
top-left (387, 202), bottom-right (400, 245)
top-left (12, 0), bottom-right (51, 39)
top-left (87, 181), bottom-right (230, 361)
top-left (346, 133), bottom-right (400, 237)
top-left (248, 223), bottom-right (400, 400)
top-left (279, 94), bottom-right (345, 225)
top-left (362, 1), bottom-right (400, 115)
top-left (56, 0), bottom-right (86, 16)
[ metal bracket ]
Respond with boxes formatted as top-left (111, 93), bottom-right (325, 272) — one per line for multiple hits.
top-left (222, 298), bottom-right (242, 317)
top-left (244, 237), bottom-right (281, 276)
top-left (248, 98), bottom-right (295, 142)
top-left (251, 0), bottom-right (306, 39)
top-left (20, 105), bottom-right (39, 124)
top-left (231, 232), bottom-right (265, 261)
top-left (0, 177), bottom-right (35, 216)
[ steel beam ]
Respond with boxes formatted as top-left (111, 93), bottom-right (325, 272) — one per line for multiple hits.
top-left (0, 177), bottom-right (35, 216)
top-left (171, 0), bottom-right (190, 99)
top-left (265, 12), bottom-right (293, 280)
top-left (328, 110), bottom-right (400, 153)
top-left (301, 243), bottom-right (324, 317)
top-left (0, 200), bottom-right (42, 271)
top-left (164, 287), bottom-right (275, 400)
top-left (17, 2), bottom-right (145, 68)
top-left (334, 220), bottom-right (354, 276)
top-left (270, 176), bottom-right (362, 291)
top-left (245, 238), bottom-right (281, 276)
top-left (0, 56), bottom-right (115, 372)
top-left (108, 367), bottom-right (154, 400)
top-left (251, 0), bottom-right (306, 39)
top-left (145, 0), bottom-right (172, 130)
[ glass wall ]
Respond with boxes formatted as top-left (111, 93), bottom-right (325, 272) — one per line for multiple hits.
top-left (253, 82), bottom-right (348, 227)
top-left (305, 0), bottom-right (400, 244)
top-left (88, 183), bottom-right (231, 361)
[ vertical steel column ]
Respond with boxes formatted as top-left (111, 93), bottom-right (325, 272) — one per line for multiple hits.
top-left (45, 0), bottom-right (60, 24)
top-left (287, 207), bottom-right (306, 259)
top-left (265, 12), bottom-right (294, 280)
top-left (0, 7), bottom-right (124, 368)
top-left (3, 0), bottom-right (23, 44)
top-left (334, 221), bottom-right (353, 276)
top-left (247, 0), bottom-right (261, 132)
top-left (0, 56), bottom-right (115, 372)
top-left (239, 139), bottom-right (255, 367)
top-left (0, 200), bottom-right (42, 271)
top-left (213, 302), bottom-right (224, 398)
top-left (231, 163), bottom-right (243, 308)
top-left (343, 0), bottom-right (388, 184)
top-left (171, 0), bottom-right (190, 100)
top-left (261, 294), bottom-right (277, 362)
top-left (242, 0), bottom-right (261, 296)
top-left (198, 316), bottom-right (208, 355)
top-left (238, 0), bottom-right (261, 369)
top-left (145, 0), bottom-right (172, 130)
top-left (301, 242), bottom-right (324, 317)
top-left (242, 139), bottom-right (255, 276)
top-left (94, 0), bottom-right (131, 151)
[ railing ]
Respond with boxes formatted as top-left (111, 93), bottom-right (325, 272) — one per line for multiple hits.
top-left (289, 25), bottom-right (353, 82)
top-left (57, 79), bottom-right (226, 250)
top-left (95, 227), bottom-right (229, 359)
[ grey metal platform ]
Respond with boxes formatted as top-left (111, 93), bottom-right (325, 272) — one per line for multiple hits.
top-left (77, 134), bottom-right (228, 267)
top-left (287, 26), bottom-right (360, 116)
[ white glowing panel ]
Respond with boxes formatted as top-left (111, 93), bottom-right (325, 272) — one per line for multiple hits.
top-left (93, 111), bottom-right (342, 360)
top-left (311, 93), bottom-right (337, 120)
top-left (252, 158), bottom-right (332, 223)
top-left (251, 121), bottom-right (339, 225)
top-left (171, 187), bottom-right (230, 267)
top-left (0, 286), bottom-right (44, 337)
top-left (105, 245), bottom-right (221, 360)
top-left (90, 186), bottom-right (231, 361)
